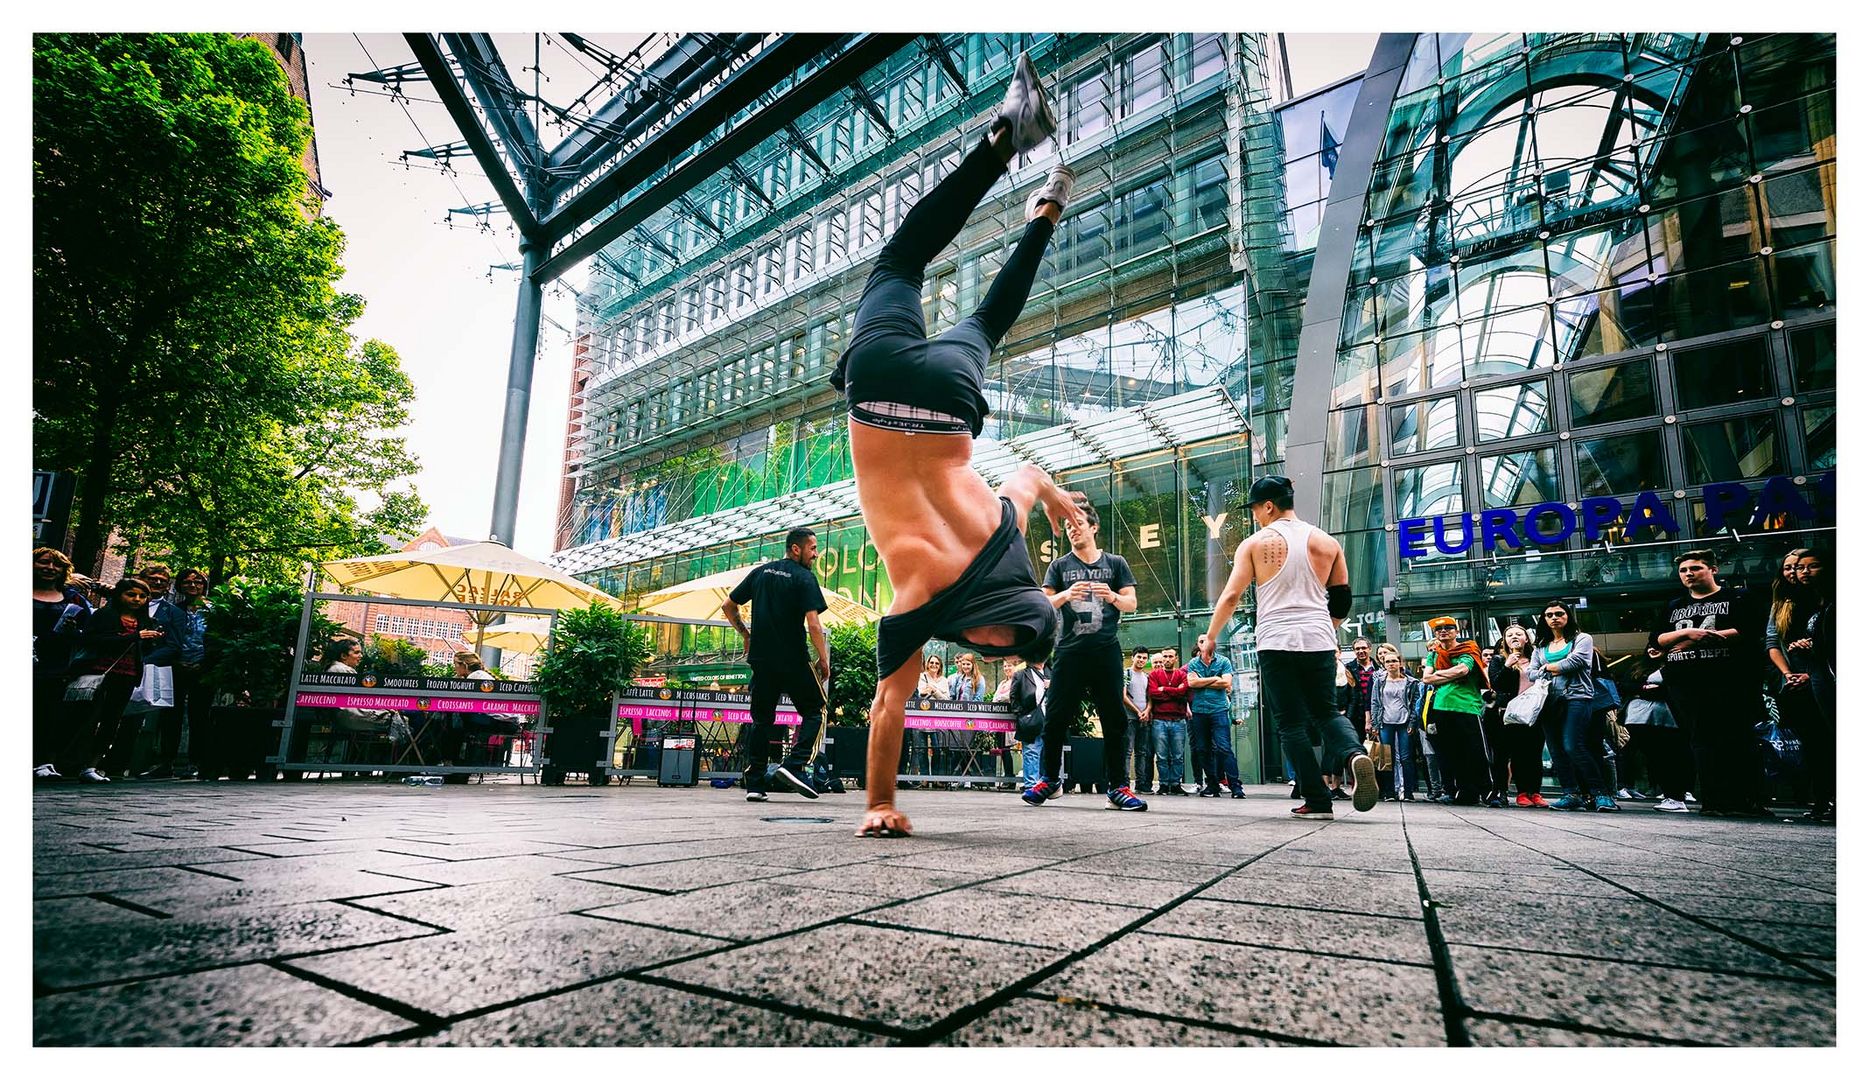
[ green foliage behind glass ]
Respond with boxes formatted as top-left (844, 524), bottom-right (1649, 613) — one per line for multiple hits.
top-left (201, 577), bottom-right (339, 708)
top-left (532, 604), bottom-right (653, 721)
top-left (826, 621), bottom-right (878, 727)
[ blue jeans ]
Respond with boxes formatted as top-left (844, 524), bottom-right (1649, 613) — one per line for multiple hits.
top-left (1190, 709), bottom-right (1239, 791)
top-left (1153, 718), bottom-right (1186, 786)
top-left (1378, 723), bottom-right (1415, 795)
top-left (1021, 737), bottom-right (1044, 788)
top-left (1128, 719), bottom-right (1156, 791)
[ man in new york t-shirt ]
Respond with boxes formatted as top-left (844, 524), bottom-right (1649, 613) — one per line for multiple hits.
top-left (1648, 549), bottom-right (1769, 817)
top-left (1025, 498), bottom-right (1143, 809)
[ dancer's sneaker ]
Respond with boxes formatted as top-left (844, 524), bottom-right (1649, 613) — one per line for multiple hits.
top-left (1230, 786), bottom-right (1247, 799)
top-left (1654, 798), bottom-right (1688, 813)
top-left (1028, 164), bottom-right (1076, 217)
top-left (1290, 804), bottom-right (1333, 819)
top-left (1105, 787), bottom-right (1148, 812)
top-left (995, 52), bottom-right (1058, 152)
top-left (773, 765), bottom-right (819, 800)
top-left (1593, 794), bottom-right (1621, 812)
top-left (1551, 794), bottom-right (1588, 811)
top-left (1525, 792), bottom-right (1551, 808)
top-left (1022, 780), bottom-right (1057, 806)
top-left (80, 768), bottom-right (110, 783)
top-left (1347, 752), bottom-right (1379, 812)
top-left (744, 788), bottom-right (769, 803)
top-left (33, 763), bottom-right (59, 779)
top-left (1515, 792), bottom-right (1536, 807)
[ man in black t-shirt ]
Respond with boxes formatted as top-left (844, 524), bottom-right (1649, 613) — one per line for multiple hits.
top-left (723, 527), bottom-right (831, 801)
top-left (1025, 497), bottom-right (1146, 810)
top-left (1649, 549), bottom-right (1770, 818)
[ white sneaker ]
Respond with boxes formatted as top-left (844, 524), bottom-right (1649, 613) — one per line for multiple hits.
top-left (79, 768), bottom-right (110, 783)
top-left (1028, 164), bottom-right (1076, 217)
top-left (33, 764), bottom-right (59, 779)
top-left (1655, 798), bottom-right (1688, 813)
top-left (995, 52), bottom-right (1058, 152)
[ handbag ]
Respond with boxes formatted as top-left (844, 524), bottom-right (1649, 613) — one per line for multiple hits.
top-left (1503, 678), bottom-right (1549, 726)
top-left (63, 674), bottom-right (106, 702)
top-left (1603, 709), bottom-right (1630, 750)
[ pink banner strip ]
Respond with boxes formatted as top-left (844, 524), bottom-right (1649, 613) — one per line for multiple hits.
top-left (295, 692), bottom-right (540, 715)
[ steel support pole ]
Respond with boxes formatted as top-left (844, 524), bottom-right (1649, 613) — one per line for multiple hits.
top-left (490, 235), bottom-right (545, 549)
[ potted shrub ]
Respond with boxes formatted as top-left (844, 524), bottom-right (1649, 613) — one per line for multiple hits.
top-left (202, 577), bottom-right (341, 779)
top-left (532, 603), bottom-right (652, 785)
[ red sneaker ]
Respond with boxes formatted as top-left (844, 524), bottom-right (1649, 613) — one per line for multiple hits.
top-left (1515, 793), bottom-right (1536, 807)
top-left (1526, 793), bottom-right (1551, 808)
top-left (1290, 804), bottom-right (1334, 818)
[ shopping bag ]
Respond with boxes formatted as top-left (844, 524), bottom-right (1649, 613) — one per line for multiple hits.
top-left (125, 664), bottom-right (175, 714)
top-left (1503, 678), bottom-right (1549, 726)
top-left (1756, 717), bottom-right (1803, 780)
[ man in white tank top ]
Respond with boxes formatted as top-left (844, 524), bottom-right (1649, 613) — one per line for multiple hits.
top-left (1200, 476), bottom-right (1378, 817)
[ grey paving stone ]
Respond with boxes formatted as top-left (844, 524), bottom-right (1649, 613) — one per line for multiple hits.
top-left (34, 963), bottom-right (410, 1046)
top-left (936, 995), bottom-right (1293, 1046)
top-left (1418, 866), bottom-right (1628, 898)
top-left (1431, 891), bottom-right (1802, 975)
top-left (1720, 918), bottom-right (1836, 960)
top-left (1158, 898), bottom-right (1432, 965)
top-left (579, 880), bottom-right (888, 940)
top-left (564, 858), bottom-right (805, 893)
top-left (33, 865), bottom-right (230, 900)
top-left (1048, 853), bottom-right (1226, 884)
top-left (1465, 1019), bottom-right (1674, 1046)
top-left (406, 979), bottom-right (884, 1045)
top-left (977, 868), bottom-right (1192, 909)
top-left (34, 846), bottom-right (278, 875)
top-left (1447, 944), bottom-right (1834, 1045)
top-left (1201, 865), bottom-right (1423, 917)
top-left (348, 875), bottom-right (655, 932)
top-left (33, 895), bottom-right (167, 929)
top-left (283, 914), bottom-right (722, 1017)
top-left (34, 901), bottom-right (438, 990)
top-left (735, 845), bottom-right (889, 870)
top-left (857, 889), bottom-right (1144, 950)
top-left (650, 922), bottom-right (1057, 1033)
top-left (783, 860), bottom-right (985, 899)
top-left (353, 853), bottom-right (618, 886)
top-left (1037, 932), bottom-right (1445, 1045)
top-left (880, 850), bottom-right (1060, 876)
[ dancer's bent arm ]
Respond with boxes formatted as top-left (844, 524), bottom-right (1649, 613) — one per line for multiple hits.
top-left (997, 464), bottom-right (1083, 539)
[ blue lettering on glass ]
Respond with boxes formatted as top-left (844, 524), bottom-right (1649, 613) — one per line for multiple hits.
top-left (1392, 473), bottom-right (1828, 561)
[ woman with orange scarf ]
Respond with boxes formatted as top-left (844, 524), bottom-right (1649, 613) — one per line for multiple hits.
top-left (1420, 616), bottom-right (1491, 805)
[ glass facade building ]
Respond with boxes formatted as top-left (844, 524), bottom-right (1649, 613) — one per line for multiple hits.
top-left (551, 33), bottom-right (1836, 779)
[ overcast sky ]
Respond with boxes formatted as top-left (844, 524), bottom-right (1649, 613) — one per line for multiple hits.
top-left (302, 33), bottom-right (1377, 559)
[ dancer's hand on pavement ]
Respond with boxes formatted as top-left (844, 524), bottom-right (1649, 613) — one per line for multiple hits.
top-left (856, 806), bottom-right (913, 838)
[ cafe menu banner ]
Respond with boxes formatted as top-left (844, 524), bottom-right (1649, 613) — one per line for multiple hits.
top-left (612, 687), bottom-right (1015, 733)
top-left (298, 672), bottom-right (539, 696)
top-left (294, 692), bottom-right (541, 715)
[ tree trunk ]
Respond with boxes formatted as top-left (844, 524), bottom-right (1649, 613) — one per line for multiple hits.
top-left (68, 394), bottom-right (119, 576)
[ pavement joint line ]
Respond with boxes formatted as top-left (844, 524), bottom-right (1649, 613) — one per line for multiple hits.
top-left (1472, 811), bottom-right (1837, 897)
top-left (330, 897), bottom-right (468, 936)
top-left (264, 958), bottom-right (450, 1029)
top-left (1460, 1008), bottom-right (1713, 1047)
top-left (1440, 939), bottom-right (1835, 986)
top-left (84, 892), bottom-right (174, 920)
top-left (1187, 895), bottom-right (1424, 922)
top-left (1399, 806), bottom-right (1473, 1047)
top-left (895, 823), bottom-right (1335, 1047)
top-left (567, 910), bottom-right (744, 942)
top-left (31, 925), bottom-right (451, 999)
top-left (1444, 811), bottom-right (1837, 985)
top-left (1133, 927), bottom-right (1437, 969)
top-left (1009, 990), bottom-right (1339, 1046)
top-left (626, 970), bottom-right (913, 1041)
top-left (839, 915), bottom-right (1075, 950)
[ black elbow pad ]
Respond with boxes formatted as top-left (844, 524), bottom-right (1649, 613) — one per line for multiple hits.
top-left (1327, 583), bottom-right (1353, 619)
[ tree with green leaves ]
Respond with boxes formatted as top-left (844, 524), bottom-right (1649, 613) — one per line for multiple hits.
top-left (34, 32), bottom-right (425, 581)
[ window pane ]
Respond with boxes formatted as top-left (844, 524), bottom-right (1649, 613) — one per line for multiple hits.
top-left (1577, 431), bottom-right (1666, 496)
top-left (1761, 168), bottom-right (1835, 251)
top-left (1672, 336), bottom-right (1772, 411)
top-left (1389, 399), bottom-right (1463, 456)
top-left (1683, 413), bottom-right (1780, 484)
top-left (1479, 447), bottom-right (1560, 509)
top-left (1788, 322), bottom-right (1835, 392)
top-left (1474, 379), bottom-right (1552, 442)
top-left (1802, 405), bottom-right (1835, 471)
top-left (1569, 359), bottom-right (1655, 427)
top-left (1394, 461), bottom-right (1465, 518)
top-left (1770, 241), bottom-right (1837, 319)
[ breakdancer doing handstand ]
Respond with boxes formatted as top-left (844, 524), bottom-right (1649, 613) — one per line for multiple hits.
top-left (831, 54), bottom-right (1086, 837)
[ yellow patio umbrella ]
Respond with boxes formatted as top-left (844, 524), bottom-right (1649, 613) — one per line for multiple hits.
top-left (632, 565), bottom-right (880, 626)
top-left (321, 541), bottom-right (620, 652)
top-left (474, 616), bottom-right (557, 655)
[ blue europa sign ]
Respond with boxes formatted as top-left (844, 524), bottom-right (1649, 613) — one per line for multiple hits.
top-left (1396, 473), bottom-right (1835, 561)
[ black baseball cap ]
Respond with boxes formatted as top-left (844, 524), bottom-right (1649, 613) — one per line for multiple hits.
top-left (1247, 475), bottom-right (1294, 506)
